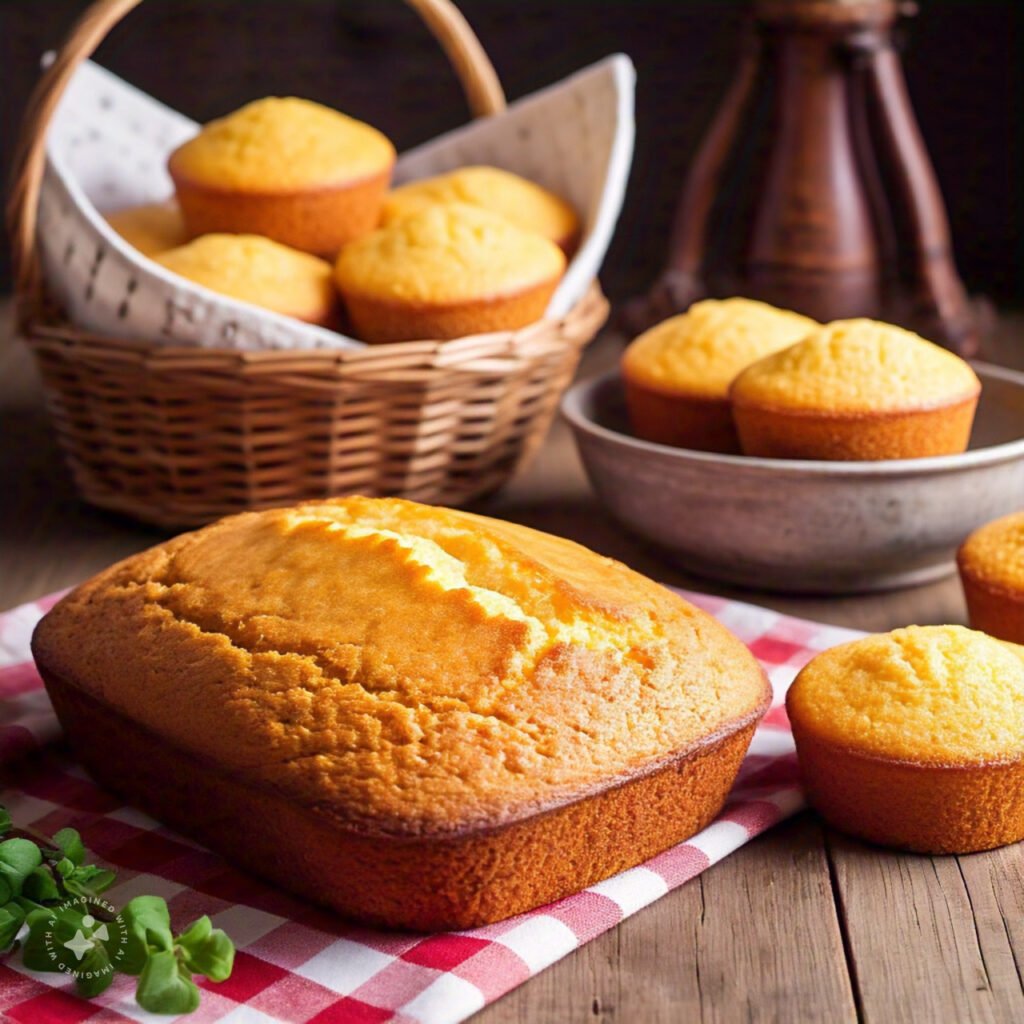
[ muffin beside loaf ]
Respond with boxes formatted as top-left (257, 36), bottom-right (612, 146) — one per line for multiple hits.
top-left (958, 511), bottom-right (1024, 644)
top-left (788, 624), bottom-right (1024, 853)
top-left (621, 298), bottom-right (817, 452)
top-left (730, 318), bottom-right (981, 460)
top-left (32, 497), bottom-right (769, 930)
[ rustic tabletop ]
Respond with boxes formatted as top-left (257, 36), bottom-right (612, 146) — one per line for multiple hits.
top-left (2, 301), bottom-right (1023, 1023)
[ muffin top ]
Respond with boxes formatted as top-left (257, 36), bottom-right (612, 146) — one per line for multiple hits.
top-left (335, 202), bottom-right (566, 306)
top-left (621, 299), bottom-right (817, 400)
top-left (959, 511), bottom-right (1024, 592)
top-left (731, 319), bottom-right (980, 414)
top-left (787, 625), bottom-right (1024, 764)
top-left (168, 97), bottom-right (395, 192)
top-left (156, 234), bottom-right (336, 321)
top-left (382, 166), bottom-right (579, 250)
top-left (106, 201), bottom-right (189, 258)
top-left (33, 496), bottom-right (768, 832)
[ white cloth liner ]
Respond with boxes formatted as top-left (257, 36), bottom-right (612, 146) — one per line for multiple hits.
top-left (37, 55), bottom-right (635, 352)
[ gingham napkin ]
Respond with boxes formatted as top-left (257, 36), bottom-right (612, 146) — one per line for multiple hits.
top-left (0, 589), bottom-right (861, 1024)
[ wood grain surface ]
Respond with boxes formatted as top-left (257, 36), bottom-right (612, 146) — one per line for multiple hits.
top-left (2, 301), bottom-right (1023, 1022)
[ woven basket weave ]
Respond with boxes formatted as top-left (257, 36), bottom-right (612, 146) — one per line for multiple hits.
top-left (7, 0), bottom-right (609, 528)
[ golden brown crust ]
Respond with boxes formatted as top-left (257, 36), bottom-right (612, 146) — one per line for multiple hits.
top-left (729, 392), bottom-right (979, 460)
top-left (339, 276), bottom-right (561, 343)
top-left (958, 557), bottom-right (1024, 645)
top-left (170, 164), bottom-right (392, 257)
top-left (40, 672), bottom-right (759, 929)
top-left (32, 498), bottom-right (770, 926)
top-left (788, 726), bottom-right (1024, 854)
top-left (152, 234), bottom-right (341, 329)
top-left (623, 375), bottom-right (739, 453)
top-left (31, 498), bottom-right (770, 838)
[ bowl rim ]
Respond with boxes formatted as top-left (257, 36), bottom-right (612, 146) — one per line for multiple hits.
top-left (562, 360), bottom-right (1024, 477)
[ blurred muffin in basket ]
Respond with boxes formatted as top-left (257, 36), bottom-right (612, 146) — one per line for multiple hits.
top-left (730, 319), bottom-right (981, 460)
top-left (621, 298), bottom-right (817, 452)
top-left (958, 511), bottom-right (1024, 643)
top-left (156, 234), bottom-right (339, 328)
top-left (169, 97), bottom-right (395, 257)
top-left (382, 166), bottom-right (580, 254)
top-left (334, 202), bottom-right (566, 343)
top-left (787, 624), bottom-right (1024, 853)
top-left (106, 200), bottom-right (189, 258)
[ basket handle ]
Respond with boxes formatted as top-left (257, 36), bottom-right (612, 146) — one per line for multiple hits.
top-left (5, 0), bottom-right (506, 324)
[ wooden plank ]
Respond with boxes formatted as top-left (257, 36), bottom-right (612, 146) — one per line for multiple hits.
top-left (0, 331), bottom-right (161, 609)
top-left (957, 845), bottom-right (1024, 1023)
top-left (827, 829), bottom-right (1024, 1024)
top-left (689, 814), bottom-right (857, 1023)
top-left (480, 815), bottom-right (857, 1023)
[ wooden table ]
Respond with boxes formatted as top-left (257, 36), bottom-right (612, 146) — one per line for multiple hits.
top-left (3, 302), bottom-right (1022, 1023)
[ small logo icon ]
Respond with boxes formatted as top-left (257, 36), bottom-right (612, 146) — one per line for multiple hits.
top-left (63, 913), bottom-right (110, 961)
top-left (40, 896), bottom-right (130, 983)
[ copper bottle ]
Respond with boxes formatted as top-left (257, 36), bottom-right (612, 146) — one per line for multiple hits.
top-left (641, 0), bottom-right (977, 354)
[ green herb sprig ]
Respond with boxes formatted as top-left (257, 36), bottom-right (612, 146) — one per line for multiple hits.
top-left (0, 802), bottom-right (234, 1014)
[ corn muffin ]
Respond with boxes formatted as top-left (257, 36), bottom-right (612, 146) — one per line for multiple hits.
top-left (787, 625), bottom-right (1024, 853)
top-left (334, 202), bottom-right (567, 343)
top-left (958, 511), bottom-right (1024, 643)
top-left (621, 298), bottom-right (817, 452)
top-left (168, 97), bottom-right (395, 256)
top-left (382, 165), bottom-right (580, 254)
top-left (155, 234), bottom-right (339, 328)
top-left (730, 319), bottom-right (981, 460)
top-left (32, 496), bottom-right (770, 930)
top-left (105, 200), bottom-right (189, 257)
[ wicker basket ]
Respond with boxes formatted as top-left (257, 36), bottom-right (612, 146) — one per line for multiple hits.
top-left (7, 0), bottom-right (609, 529)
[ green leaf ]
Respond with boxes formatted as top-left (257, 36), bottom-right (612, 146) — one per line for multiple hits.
top-left (0, 839), bottom-right (42, 872)
top-left (122, 895), bottom-right (173, 954)
top-left (64, 865), bottom-right (117, 898)
top-left (80, 865), bottom-right (117, 894)
top-left (0, 807), bottom-right (238, 1016)
top-left (135, 949), bottom-right (200, 1015)
top-left (0, 902), bottom-right (25, 951)
top-left (21, 865), bottom-right (60, 904)
top-left (0, 839), bottom-right (43, 899)
top-left (73, 943), bottom-right (115, 999)
top-left (21, 908), bottom-right (71, 973)
top-left (117, 928), bottom-right (149, 977)
top-left (176, 916), bottom-right (234, 983)
top-left (175, 915), bottom-right (211, 950)
top-left (52, 828), bottom-right (85, 867)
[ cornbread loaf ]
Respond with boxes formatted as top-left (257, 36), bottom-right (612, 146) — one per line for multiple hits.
top-left (105, 200), bottom-right (189, 257)
top-left (32, 497), bottom-right (769, 930)
top-left (155, 234), bottom-right (339, 328)
top-left (621, 298), bottom-right (817, 452)
top-left (730, 318), bottom-right (981, 460)
top-left (382, 165), bottom-right (580, 254)
top-left (334, 203), bottom-right (567, 343)
top-left (958, 511), bottom-right (1024, 643)
top-left (787, 625), bottom-right (1024, 853)
top-left (168, 97), bottom-right (395, 256)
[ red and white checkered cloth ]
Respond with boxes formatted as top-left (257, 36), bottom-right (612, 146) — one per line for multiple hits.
top-left (0, 589), bottom-right (861, 1024)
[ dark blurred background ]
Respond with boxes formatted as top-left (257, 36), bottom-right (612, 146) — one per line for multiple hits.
top-left (1, 0), bottom-right (1020, 304)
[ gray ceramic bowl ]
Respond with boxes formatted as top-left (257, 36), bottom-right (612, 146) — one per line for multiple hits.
top-left (562, 362), bottom-right (1024, 594)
